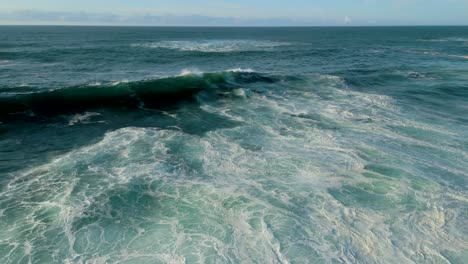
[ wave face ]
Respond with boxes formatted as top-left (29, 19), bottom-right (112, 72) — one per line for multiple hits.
top-left (1, 26), bottom-right (468, 264)
top-left (0, 71), bottom-right (275, 120)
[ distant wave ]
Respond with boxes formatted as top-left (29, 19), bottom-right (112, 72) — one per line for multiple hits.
top-left (423, 51), bottom-right (468, 60)
top-left (0, 60), bottom-right (12, 67)
top-left (131, 40), bottom-right (290, 52)
top-left (404, 49), bottom-right (468, 60)
top-left (0, 70), bottom-right (276, 120)
top-left (419, 39), bottom-right (450, 42)
top-left (419, 37), bottom-right (468, 44)
top-left (449, 54), bottom-right (468, 60)
top-left (394, 71), bottom-right (428, 79)
top-left (450, 55), bottom-right (468, 60)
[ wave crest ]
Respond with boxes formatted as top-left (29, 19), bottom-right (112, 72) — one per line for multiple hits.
top-left (0, 70), bottom-right (276, 120)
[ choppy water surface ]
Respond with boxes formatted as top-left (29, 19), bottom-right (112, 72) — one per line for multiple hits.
top-left (0, 26), bottom-right (467, 263)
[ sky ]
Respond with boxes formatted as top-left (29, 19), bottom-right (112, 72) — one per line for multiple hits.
top-left (1, 0), bottom-right (468, 26)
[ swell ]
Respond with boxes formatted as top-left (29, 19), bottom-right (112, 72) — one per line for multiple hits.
top-left (0, 71), bottom-right (276, 121)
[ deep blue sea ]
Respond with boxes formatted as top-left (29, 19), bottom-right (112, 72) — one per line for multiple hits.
top-left (0, 26), bottom-right (467, 263)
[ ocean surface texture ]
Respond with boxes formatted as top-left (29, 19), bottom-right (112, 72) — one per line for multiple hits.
top-left (0, 26), bottom-right (467, 263)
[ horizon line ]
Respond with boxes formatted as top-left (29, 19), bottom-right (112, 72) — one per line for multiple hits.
top-left (1, 24), bottom-right (468, 27)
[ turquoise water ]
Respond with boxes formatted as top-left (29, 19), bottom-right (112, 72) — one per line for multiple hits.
top-left (0, 26), bottom-right (467, 263)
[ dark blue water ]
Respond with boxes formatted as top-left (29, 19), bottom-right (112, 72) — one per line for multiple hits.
top-left (1, 26), bottom-right (467, 263)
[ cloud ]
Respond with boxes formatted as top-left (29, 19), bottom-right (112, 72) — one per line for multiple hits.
top-left (344, 16), bottom-right (351, 24)
top-left (0, 10), bottom-right (358, 26)
top-left (0, 10), bottom-right (121, 24)
top-left (3, 9), bottom-right (464, 26)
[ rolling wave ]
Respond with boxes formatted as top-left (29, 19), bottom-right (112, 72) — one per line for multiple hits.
top-left (419, 37), bottom-right (468, 44)
top-left (0, 70), bottom-right (276, 120)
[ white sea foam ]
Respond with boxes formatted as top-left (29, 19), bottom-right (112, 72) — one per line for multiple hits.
top-left (227, 68), bottom-right (255, 73)
top-left (450, 54), bottom-right (468, 59)
top-left (89, 81), bottom-right (102, 86)
top-left (68, 112), bottom-right (102, 126)
top-left (110, 80), bottom-right (129, 86)
top-left (182, 67), bottom-right (255, 75)
top-left (405, 71), bottom-right (427, 79)
top-left (232, 88), bottom-right (246, 98)
top-left (178, 68), bottom-right (203, 76)
top-left (2, 70), bottom-right (467, 263)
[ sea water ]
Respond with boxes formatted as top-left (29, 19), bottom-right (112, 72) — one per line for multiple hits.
top-left (0, 26), bottom-right (467, 263)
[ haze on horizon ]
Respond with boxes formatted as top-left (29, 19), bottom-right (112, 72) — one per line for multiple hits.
top-left (1, 0), bottom-right (468, 26)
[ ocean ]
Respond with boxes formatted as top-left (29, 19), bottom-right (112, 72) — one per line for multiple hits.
top-left (0, 26), bottom-right (467, 263)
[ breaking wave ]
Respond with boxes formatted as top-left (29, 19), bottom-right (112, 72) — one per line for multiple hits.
top-left (0, 70), bottom-right (276, 120)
